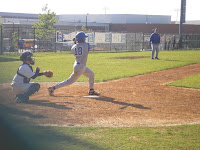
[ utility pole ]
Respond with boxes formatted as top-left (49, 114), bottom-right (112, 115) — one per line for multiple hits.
top-left (86, 13), bottom-right (89, 31)
top-left (0, 25), bottom-right (3, 55)
top-left (103, 7), bottom-right (109, 14)
top-left (179, 0), bottom-right (186, 49)
top-left (174, 9), bottom-right (180, 21)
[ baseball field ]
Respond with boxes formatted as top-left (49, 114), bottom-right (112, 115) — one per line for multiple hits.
top-left (0, 50), bottom-right (200, 149)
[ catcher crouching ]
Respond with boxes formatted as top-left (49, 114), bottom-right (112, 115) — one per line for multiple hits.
top-left (11, 51), bottom-right (53, 103)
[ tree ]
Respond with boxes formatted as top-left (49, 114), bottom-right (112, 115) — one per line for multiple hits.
top-left (81, 25), bottom-right (86, 32)
top-left (9, 32), bottom-right (18, 52)
top-left (32, 4), bottom-right (58, 39)
top-left (81, 25), bottom-right (93, 33)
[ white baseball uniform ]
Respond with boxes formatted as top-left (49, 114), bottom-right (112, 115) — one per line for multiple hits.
top-left (11, 64), bottom-right (35, 94)
top-left (54, 42), bottom-right (94, 89)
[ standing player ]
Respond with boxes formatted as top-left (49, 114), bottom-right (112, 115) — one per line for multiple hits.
top-left (11, 51), bottom-right (53, 103)
top-left (48, 31), bottom-right (99, 96)
top-left (149, 28), bottom-right (160, 59)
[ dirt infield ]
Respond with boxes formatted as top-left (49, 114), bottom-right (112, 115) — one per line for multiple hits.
top-left (0, 63), bottom-right (200, 127)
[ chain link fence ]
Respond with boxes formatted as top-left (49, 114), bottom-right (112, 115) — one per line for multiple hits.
top-left (1, 25), bottom-right (200, 54)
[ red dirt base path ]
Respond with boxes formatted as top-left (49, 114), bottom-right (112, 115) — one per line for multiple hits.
top-left (0, 63), bottom-right (200, 127)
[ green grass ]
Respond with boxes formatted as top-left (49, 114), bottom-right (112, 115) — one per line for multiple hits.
top-left (0, 50), bottom-right (200, 84)
top-left (2, 122), bottom-right (200, 150)
top-left (167, 73), bottom-right (200, 89)
top-left (45, 125), bottom-right (200, 150)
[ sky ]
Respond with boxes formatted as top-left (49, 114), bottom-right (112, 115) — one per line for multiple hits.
top-left (0, 0), bottom-right (199, 21)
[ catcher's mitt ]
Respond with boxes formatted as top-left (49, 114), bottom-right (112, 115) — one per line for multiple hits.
top-left (43, 70), bottom-right (53, 78)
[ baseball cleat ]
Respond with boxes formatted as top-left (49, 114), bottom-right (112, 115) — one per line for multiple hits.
top-left (16, 94), bottom-right (29, 103)
top-left (48, 86), bottom-right (55, 96)
top-left (88, 89), bottom-right (100, 96)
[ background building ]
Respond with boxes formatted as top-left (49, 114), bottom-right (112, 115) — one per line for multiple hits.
top-left (0, 12), bottom-right (171, 25)
top-left (1, 12), bottom-right (200, 34)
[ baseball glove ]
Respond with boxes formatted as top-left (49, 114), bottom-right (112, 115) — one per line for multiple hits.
top-left (43, 70), bottom-right (53, 78)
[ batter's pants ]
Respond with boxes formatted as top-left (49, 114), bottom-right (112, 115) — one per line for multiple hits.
top-left (54, 64), bottom-right (94, 90)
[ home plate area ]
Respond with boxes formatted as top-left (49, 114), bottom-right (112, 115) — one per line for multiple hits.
top-left (0, 63), bottom-right (200, 127)
top-left (83, 96), bottom-right (100, 99)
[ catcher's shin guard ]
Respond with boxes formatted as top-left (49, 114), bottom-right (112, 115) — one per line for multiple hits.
top-left (23, 83), bottom-right (40, 99)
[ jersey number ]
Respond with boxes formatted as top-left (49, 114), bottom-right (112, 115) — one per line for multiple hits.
top-left (75, 47), bottom-right (83, 56)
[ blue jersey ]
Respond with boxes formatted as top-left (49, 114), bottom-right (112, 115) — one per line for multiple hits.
top-left (149, 33), bottom-right (160, 44)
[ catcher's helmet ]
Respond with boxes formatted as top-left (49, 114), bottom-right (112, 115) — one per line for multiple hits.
top-left (20, 51), bottom-right (35, 65)
top-left (75, 32), bottom-right (88, 42)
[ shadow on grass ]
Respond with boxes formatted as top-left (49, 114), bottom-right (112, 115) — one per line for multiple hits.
top-left (87, 96), bottom-right (151, 110)
top-left (0, 57), bottom-right (20, 62)
top-left (162, 59), bottom-right (183, 62)
top-left (0, 104), bottom-right (44, 150)
top-left (29, 100), bottom-right (72, 110)
top-left (0, 103), bottom-right (106, 150)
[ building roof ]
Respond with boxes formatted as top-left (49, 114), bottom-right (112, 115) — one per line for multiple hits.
top-left (0, 12), bottom-right (38, 19)
top-left (59, 14), bottom-right (171, 24)
top-left (175, 20), bottom-right (200, 25)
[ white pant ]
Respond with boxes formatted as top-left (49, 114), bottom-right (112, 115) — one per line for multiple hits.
top-left (55, 63), bottom-right (94, 90)
top-left (11, 82), bottom-right (34, 94)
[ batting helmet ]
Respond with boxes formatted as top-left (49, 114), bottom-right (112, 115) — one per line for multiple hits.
top-left (75, 32), bottom-right (88, 42)
top-left (20, 51), bottom-right (35, 65)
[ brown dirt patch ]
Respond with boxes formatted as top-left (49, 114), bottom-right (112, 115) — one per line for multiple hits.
top-left (0, 63), bottom-right (200, 127)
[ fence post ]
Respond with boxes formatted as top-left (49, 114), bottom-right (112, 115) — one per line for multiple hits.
top-left (135, 33), bottom-right (136, 51)
top-left (142, 32), bottom-right (144, 51)
top-left (126, 33), bottom-right (127, 50)
top-left (0, 25), bottom-right (3, 55)
top-left (33, 28), bottom-right (35, 52)
top-left (110, 33), bottom-right (112, 51)
top-left (55, 28), bottom-right (56, 52)
top-left (17, 27), bottom-right (20, 50)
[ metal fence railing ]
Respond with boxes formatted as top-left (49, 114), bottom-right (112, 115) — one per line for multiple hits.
top-left (1, 25), bottom-right (200, 54)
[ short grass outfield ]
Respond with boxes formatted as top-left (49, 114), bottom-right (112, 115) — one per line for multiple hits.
top-left (0, 50), bottom-right (200, 150)
top-left (167, 73), bottom-right (200, 89)
top-left (0, 50), bottom-right (200, 84)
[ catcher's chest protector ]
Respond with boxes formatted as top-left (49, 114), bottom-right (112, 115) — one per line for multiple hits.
top-left (17, 64), bottom-right (33, 83)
